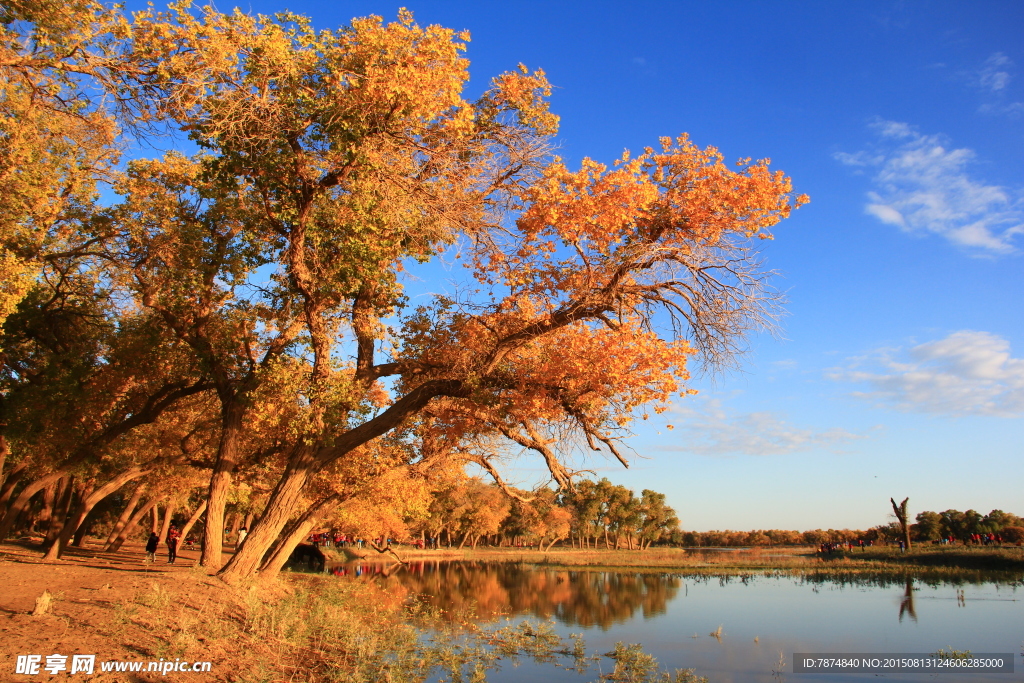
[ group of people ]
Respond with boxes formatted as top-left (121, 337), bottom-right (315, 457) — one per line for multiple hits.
top-left (967, 532), bottom-right (1004, 545)
top-left (308, 531), bottom-right (358, 548)
top-left (145, 524), bottom-right (181, 564)
top-left (307, 532), bottom-right (445, 550)
top-left (818, 539), bottom-right (873, 554)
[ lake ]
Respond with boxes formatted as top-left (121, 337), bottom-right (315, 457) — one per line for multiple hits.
top-left (328, 558), bottom-right (1022, 682)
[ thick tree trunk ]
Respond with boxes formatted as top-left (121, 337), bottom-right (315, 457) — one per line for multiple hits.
top-left (158, 504), bottom-right (175, 543)
top-left (891, 497), bottom-right (912, 551)
top-left (201, 401), bottom-right (246, 569)
top-left (0, 471), bottom-right (64, 540)
top-left (44, 477), bottom-right (75, 546)
top-left (104, 482), bottom-right (147, 548)
top-left (0, 460), bottom-right (26, 512)
top-left (259, 493), bottom-right (342, 579)
top-left (218, 446), bottom-right (316, 581)
top-left (150, 504), bottom-right (159, 534)
top-left (43, 479), bottom-right (93, 559)
top-left (178, 500), bottom-right (206, 544)
top-left (35, 482), bottom-right (57, 534)
top-left (106, 497), bottom-right (162, 552)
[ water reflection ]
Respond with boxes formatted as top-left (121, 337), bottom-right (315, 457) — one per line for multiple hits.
top-left (898, 578), bottom-right (917, 623)
top-left (321, 560), bottom-right (1020, 683)
top-left (329, 560), bottom-right (680, 630)
top-left (325, 560), bottom-right (1023, 632)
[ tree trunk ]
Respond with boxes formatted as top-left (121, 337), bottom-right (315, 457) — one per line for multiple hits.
top-left (71, 510), bottom-right (95, 547)
top-left (259, 493), bottom-right (342, 579)
top-left (35, 482), bottom-right (57, 534)
top-left (43, 478), bottom-right (93, 560)
top-left (0, 460), bottom-right (27, 512)
top-left (0, 471), bottom-right (64, 540)
top-left (57, 468), bottom-right (153, 553)
top-left (228, 510), bottom-right (242, 539)
top-left (218, 446), bottom-right (316, 581)
top-left (158, 504), bottom-right (175, 543)
top-left (151, 504), bottom-right (159, 534)
top-left (0, 433), bottom-right (8, 491)
top-left (891, 497), bottom-right (912, 551)
top-left (178, 500), bottom-right (207, 544)
top-left (44, 477), bottom-right (75, 546)
top-left (106, 497), bottom-right (162, 552)
top-left (201, 400), bottom-right (246, 569)
top-left (104, 482), bottom-right (148, 548)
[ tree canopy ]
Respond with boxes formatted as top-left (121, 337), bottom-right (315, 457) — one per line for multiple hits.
top-left (0, 1), bottom-right (807, 580)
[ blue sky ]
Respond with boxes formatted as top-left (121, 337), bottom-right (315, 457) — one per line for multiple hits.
top-left (147, 1), bottom-right (1023, 531)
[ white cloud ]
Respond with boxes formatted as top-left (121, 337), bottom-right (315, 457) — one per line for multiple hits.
top-left (972, 53), bottom-right (1024, 116)
top-left (978, 53), bottom-right (1012, 93)
top-left (831, 331), bottom-right (1024, 417)
top-left (835, 120), bottom-right (1024, 253)
top-left (664, 399), bottom-right (864, 456)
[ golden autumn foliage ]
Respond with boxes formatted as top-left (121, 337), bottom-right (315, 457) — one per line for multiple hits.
top-left (0, 2), bottom-right (806, 579)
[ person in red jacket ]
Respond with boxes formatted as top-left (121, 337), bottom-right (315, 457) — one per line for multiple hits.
top-left (167, 524), bottom-right (181, 564)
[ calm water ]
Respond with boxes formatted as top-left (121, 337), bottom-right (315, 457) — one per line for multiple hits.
top-left (329, 560), bottom-right (1023, 682)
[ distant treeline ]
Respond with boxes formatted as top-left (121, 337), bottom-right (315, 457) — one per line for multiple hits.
top-left (677, 509), bottom-right (1024, 547)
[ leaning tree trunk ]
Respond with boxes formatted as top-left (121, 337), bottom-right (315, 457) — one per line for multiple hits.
top-left (106, 497), bottom-right (162, 552)
top-left (259, 493), bottom-right (343, 579)
top-left (0, 461), bottom-right (27, 511)
top-left (42, 467), bottom-right (155, 559)
top-left (218, 445), bottom-right (317, 581)
top-left (104, 482), bottom-right (148, 548)
top-left (178, 500), bottom-right (207, 545)
top-left (158, 504), bottom-right (175, 543)
top-left (0, 471), bottom-right (65, 540)
top-left (43, 478), bottom-right (89, 557)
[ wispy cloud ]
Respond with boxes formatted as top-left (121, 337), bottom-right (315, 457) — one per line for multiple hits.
top-left (830, 331), bottom-right (1024, 417)
top-left (835, 119), bottom-right (1024, 253)
top-left (978, 52), bottom-right (1013, 92)
top-left (663, 399), bottom-right (864, 456)
top-left (973, 53), bottom-right (1024, 116)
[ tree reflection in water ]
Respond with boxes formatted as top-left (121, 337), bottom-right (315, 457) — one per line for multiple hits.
top-left (898, 578), bottom-right (917, 623)
top-left (329, 560), bottom-right (680, 630)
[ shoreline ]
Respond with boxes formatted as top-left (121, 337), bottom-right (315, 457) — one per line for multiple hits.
top-left (332, 542), bottom-right (1024, 570)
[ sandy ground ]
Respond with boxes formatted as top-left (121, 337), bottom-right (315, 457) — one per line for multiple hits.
top-left (1, 539), bottom-right (242, 682)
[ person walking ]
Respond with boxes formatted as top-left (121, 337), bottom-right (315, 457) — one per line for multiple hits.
top-left (145, 532), bottom-right (159, 563)
top-left (167, 524), bottom-right (181, 564)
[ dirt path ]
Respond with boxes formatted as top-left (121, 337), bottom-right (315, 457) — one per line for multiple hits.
top-left (1, 540), bottom-right (239, 682)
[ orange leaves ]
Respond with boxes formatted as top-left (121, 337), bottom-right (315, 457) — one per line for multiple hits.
top-left (485, 65), bottom-right (559, 136)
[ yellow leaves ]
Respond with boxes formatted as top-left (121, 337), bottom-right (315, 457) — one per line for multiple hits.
top-left (486, 66), bottom-right (559, 136)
